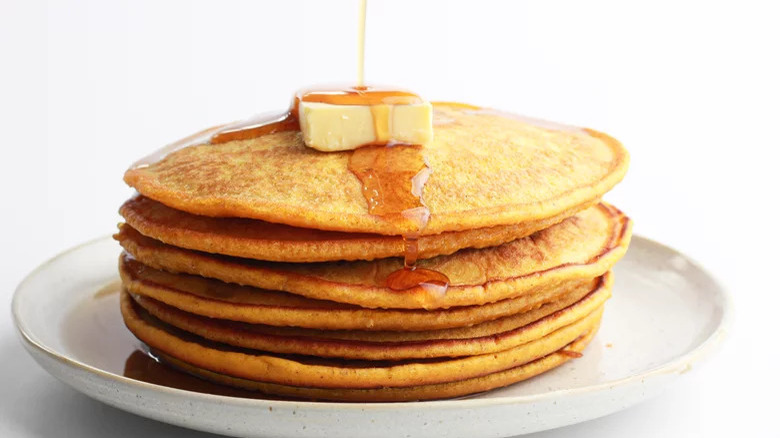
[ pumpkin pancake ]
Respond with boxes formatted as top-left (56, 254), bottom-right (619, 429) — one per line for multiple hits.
top-left (124, 103), bottom-right (629, 235)
top-left (131, 273), bottom-right (609, 344)
top-left (119, 254), bottom-right (594, 331)
top-left (120, 194), bottom-right (596, 263)
top-left (128, 274), bottom-right (610, 360)
top-left (121, 290), bottom-right (603, 389)
top-left (115, 203), bottom-right (631, 309)
top-left (151, 328), bottom-right (597, 402)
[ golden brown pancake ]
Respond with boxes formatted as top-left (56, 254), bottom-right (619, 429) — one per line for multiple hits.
top-left (124, 104), bottom-right (629, 235)
top-left (151, 327), bottom-right (597, 402)
top-left (119, 254), bottom-right (595, 331)
top-left (121, 290), bottom-right (603, 389)
top-left (120, 194), bottom-right (595, 262)
top-left (131, 272), bottom-right (609, 343)
top-left (128, 274), bottom-right (610, 360)
top-left (116, 203), bottom-right (631, 309)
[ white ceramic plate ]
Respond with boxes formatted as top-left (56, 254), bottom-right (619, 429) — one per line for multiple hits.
top-left (12, 236), bottom-right (732, 438)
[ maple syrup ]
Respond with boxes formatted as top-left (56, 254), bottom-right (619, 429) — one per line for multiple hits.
top-left (123, 349), bottom-right (273, 399)
top-left (347, 145), bottom-right (449, 294)
top-left (357, 0), bottom-right (367, 88)
top-left (93, 279), bottom-right (122, 299)
top-left (210, 112), bottom-right (298, 144)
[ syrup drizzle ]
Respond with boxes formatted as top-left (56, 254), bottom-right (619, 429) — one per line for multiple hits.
top-left (123, 350), bottom-right (275, 399)
top-left (356, 0), bottom-right (367, 88)
top-left (348, 145), bottom-right (449, 295)
top-left (210, 111), bottom-right (298, 145)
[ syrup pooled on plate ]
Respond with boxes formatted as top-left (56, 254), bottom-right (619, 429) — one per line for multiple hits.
top-left (123, 350), bottom-right (278, 399)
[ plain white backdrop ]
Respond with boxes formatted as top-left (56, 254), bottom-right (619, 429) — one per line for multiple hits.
top-left (1, 0), bottom-right (778, 437)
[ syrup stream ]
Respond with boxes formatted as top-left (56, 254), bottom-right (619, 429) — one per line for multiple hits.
top-left (357, 0), bottom-right (367, 88)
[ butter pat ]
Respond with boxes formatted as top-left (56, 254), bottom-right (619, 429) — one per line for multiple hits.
top-left (299, 101), bottom-right (433, 152)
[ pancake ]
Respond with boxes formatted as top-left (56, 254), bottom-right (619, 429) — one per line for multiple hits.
top-left (119, 254), bottom-right (596, 331)
top-left (131, 272), bottom-right (609, 343)
top-left (152, 327), bottom-right (597, 402)
top-left (115, 203), bottom-right (631, 309)
top-left (124, 103), bottom-right (629, 235)
top-left (120, 194), bottom-right (596, 262)
top-left (121, 290), bottom-right (603, 389)
top-left (128, 274), bottom-right (610, 360)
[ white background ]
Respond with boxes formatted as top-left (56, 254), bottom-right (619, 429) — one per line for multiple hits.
top-left (1, 0), bottom-right (778, 436)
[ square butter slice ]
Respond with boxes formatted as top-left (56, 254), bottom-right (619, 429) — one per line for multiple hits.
top-left (299, 101), bottom-right (433, 152)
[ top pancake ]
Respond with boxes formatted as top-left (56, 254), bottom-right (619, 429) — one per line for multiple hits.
top-left (124, 104), bottom-right (629, 235)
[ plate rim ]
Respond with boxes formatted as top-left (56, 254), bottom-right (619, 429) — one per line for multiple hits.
top-left (12, 234), bottom-right (734, 411)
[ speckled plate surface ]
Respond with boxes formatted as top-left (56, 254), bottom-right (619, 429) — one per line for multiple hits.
top-left (12, 236), bottom-right (732, 438)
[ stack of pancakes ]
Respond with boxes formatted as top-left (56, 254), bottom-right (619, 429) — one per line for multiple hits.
top-left (116, 104), bottom-right (631, 401)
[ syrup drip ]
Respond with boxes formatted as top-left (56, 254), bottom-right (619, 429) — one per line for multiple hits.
top-left (348, 145), bottom-right (450, 295)
top-left (210, 111), bottom-right (298, 144)
top-left (348, 144), bottom-right (429, 220)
